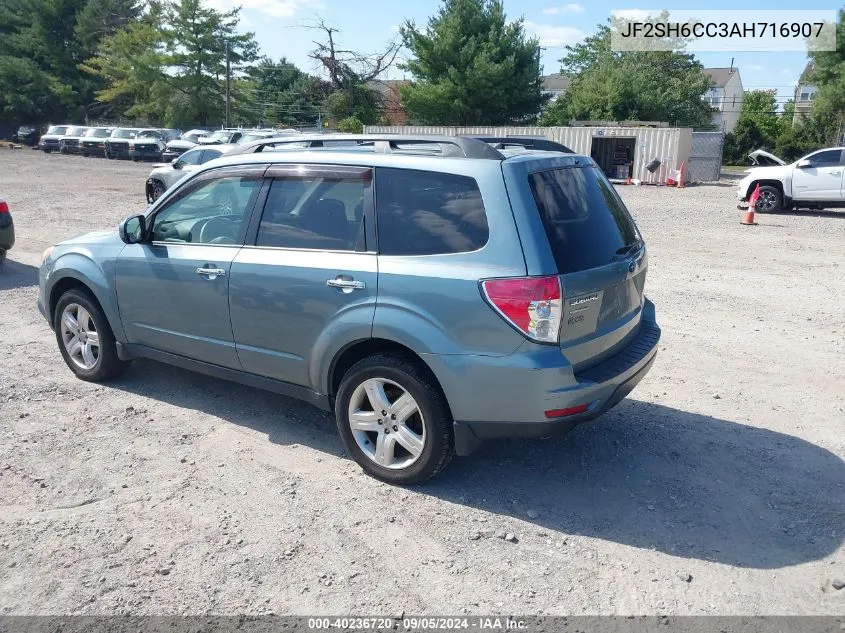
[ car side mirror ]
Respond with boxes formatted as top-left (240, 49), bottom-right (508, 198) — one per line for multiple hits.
top-left (119, 215), bottom-right (146, 244)
top-left (172, 158), bottom-right (182, 169)
top-left (797, 159), bottom-right (813, 168)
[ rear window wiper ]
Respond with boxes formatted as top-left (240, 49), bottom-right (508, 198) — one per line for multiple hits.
top-left (614, 240), bottom-right (643, 259)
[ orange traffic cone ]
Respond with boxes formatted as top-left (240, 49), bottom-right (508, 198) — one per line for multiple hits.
top-left (625, 176), bottom-right (632, 185)
top-left (677, 161), bottom-right (686, 188)
top-left (741, 184), bottom-right (759, 226)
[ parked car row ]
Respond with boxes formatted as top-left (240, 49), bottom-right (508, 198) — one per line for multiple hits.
top-left (36, 125), bottom-right (300, 163)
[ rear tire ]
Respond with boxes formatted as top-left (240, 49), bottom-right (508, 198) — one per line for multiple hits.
top-left (54, 289), bottom-right (128, 382)
top-left (335, 353), bottom-right (454, 485)
top-left (755, 185), bottom-right (782, 213)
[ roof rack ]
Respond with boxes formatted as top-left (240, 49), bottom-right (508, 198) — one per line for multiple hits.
top-left (464, 136), bottom-right (574, 153)
top-left (224, 134), bottom-right (505, 160)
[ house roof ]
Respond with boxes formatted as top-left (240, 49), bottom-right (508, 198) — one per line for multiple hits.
top-left (542, 73), bottom-right (570, 92)
top-left (798, 61), bottom-right (815, 84)
top-left (366, 79), bottom-right (410, 96)
top-left (704, 67), bottom-right (739, 88)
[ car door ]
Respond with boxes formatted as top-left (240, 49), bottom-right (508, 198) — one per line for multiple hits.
top-left (229, 164), bottom-right (377, 388)
top-left (116, 165), bottom-right (265, 369)
top-left (790, 149), bottom-right (844, 201)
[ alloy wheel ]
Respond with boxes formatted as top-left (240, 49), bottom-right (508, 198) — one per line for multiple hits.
top-left (757, 190), bottom-right (777, 212)
top-left (60, 303), bottom-right (101, 370)
top-left (347, 378), bottom-right (426, 470)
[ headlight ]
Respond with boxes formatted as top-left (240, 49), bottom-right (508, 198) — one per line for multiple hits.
top-left (41, 246), bottom-right (55, 262)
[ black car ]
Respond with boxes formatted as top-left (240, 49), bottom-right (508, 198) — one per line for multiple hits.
top-left (81, 127), bottom-right (115, 157)
top-left (105, 127), bottom-right (139, 159)
top-left (13, 125), bottom-right (40, 146)
top-left (0, 198), bottom-right (14, 267)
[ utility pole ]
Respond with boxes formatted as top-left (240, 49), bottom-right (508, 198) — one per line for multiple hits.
top-left (225, 39), bottom-right (231, 128)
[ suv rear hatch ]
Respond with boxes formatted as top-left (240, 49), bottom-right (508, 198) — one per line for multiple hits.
top-left (504, 158), bottom-right (647, 372)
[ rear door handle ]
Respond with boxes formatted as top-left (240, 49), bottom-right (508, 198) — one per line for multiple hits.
top-left (327, 278), bottom-right (366, 291)
top-left (196, 266), bottom-right (226, 279)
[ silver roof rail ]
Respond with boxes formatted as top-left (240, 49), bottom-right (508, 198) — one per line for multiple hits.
top-left (223, 134), bottom-right (505, 160)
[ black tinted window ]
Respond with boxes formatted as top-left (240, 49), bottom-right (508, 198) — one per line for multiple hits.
top-left (375, 168), bottom-right (488, 255)
top-left (255, 169), bottom-right (370, 251)
top-left (529, 167), bottom-right (640, 274)
top-left (808, 150), bottom-right (842, 167)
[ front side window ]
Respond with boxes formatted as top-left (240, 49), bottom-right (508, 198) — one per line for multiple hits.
top-left (151, 173), bottom-right (262, 245)
top-left (255, 167), bottom-right (370, 251)
top-left (806, 149), bottom-right (842, 167)
top-left (374, 168), bottom-right (489, 256)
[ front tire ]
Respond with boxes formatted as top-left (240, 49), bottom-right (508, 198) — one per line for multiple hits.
top-left (54, 289), bottom-right (128, 382)
top-left (755, 185), bottom-right (782, 213)
top-left (335, 353), bottom-right (454, 485)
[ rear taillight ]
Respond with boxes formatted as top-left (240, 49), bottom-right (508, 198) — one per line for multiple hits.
top-left (0, 201), bottom-right (9, 215)
top-left (481, 275), bottom-right (562, 343)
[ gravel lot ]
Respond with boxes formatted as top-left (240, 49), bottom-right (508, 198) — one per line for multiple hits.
top-left (1, 149), bottom-right (844, 616)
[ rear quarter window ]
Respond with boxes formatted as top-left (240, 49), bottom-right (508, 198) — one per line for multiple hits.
top-left (375, 168), bottom-right (489, 256)
top-left (528, 166), bottom-right (640, 274)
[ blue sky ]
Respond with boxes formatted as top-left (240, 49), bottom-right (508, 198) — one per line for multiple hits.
top-left (209, 0), bottom-right (840, 109)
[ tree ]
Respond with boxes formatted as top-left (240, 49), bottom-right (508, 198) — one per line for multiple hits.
top-left (739, 90), bottom-right (780, 140)
top-left (242, 57), bottom-right (327, 127)
top-left (307, 19), bottom-right (398, 126)
top-left (399, 0), bottom-right (547, 125)
top-left (84, 0), bottom-right (259, 127)
top-left (0, 0), bottom-right (91, 122)
top-left (540, 20), bottom-right (713, 127)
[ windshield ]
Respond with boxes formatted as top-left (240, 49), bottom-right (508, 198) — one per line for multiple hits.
top-left (204, 130), bottom-right (230, 142)
top-left (182, 131), bottom-right (206, 142)
top-left (236, 133), bottom-right (271, 144)
top-left (47, 126), bottom-right (69, 135)
top-left (137, 130), bottom-right (160, 139)
top-left (85, 128), bottom-right (111, 138)
top-left (67, 127), bottom-right (87, 136)
top-left (112, 129), bottom-right (137, 139)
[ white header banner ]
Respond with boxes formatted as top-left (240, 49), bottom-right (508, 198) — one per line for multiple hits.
top-left (610, 10), bottom-right (837, 52)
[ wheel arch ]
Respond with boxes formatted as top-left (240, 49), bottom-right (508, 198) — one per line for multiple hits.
top-left (47, 263), bottom-right (126, 341)
top-left (327, 338), bottom-right (450, 410)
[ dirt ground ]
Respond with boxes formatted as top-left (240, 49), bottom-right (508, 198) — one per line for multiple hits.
top-left (0, 149), bottom-right (843, 616)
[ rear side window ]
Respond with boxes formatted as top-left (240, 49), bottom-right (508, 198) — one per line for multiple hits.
top-left (375, 168), bottom-right (489, 256)
top-left (529, 167), bottom-right (640, 274)
top-left (255, 168), bottom-right (370, 251)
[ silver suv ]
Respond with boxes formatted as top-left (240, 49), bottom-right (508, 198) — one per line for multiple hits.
top-left (38, 135), bottom-right (660, 484)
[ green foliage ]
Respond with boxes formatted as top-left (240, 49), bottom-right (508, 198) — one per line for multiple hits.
top-left (540, 20), bottom-right (713, 127)
top-left (399, 0), bottom-right (547, 125)
top-left (325, 85), bottom-right (380, 126)
top-left (740, 90), bottom-right (780, 140)
top-left (0, 0), bottom-right (90, 122)
top-left (242, 58), bottom-right (326, 127)
top-left (337, 115), bottom-right (363, 133)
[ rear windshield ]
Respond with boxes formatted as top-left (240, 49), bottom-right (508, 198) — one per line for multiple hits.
top-left (528, 167), bottom-right (640, 274)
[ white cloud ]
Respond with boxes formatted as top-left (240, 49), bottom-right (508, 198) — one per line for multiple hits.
top-left (611, 9), bottom-right (657, 21)
top-left (205, 0), bottom-right (323, 19)
top-left (524, 21), bottom-right (586, 47)
top-left (542, 3), bottom-right (586, 14)
top-left (745, 64), bottom-right (765, 72)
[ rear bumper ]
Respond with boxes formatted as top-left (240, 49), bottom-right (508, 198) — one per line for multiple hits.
top-left (436, 300), bottom-right (660, 455)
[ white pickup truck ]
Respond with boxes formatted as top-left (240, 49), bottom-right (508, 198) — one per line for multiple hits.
top-left (737, 147), bottom-right (845, 212)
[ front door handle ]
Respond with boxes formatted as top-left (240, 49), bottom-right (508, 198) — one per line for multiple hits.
top-left (196, 266), bottom-right (226, 279)
top-left (326, 277), bottom-right (366, 292)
